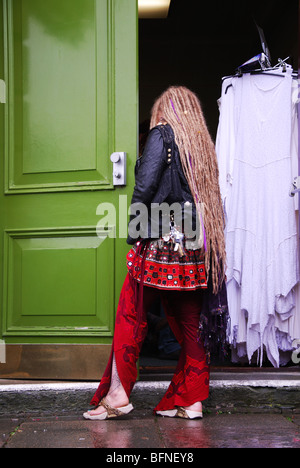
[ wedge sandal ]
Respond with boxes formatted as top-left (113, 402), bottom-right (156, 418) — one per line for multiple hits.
top-left (156, 407), bottom-right (203, 420)
top-left (83, 397), bottom-right (134, 421)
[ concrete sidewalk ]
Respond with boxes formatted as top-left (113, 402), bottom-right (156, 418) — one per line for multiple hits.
top-left (0, 372), bottom-right (300, 448)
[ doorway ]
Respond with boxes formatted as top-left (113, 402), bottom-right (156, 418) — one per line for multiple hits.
top-left (138, 0), bottom-right (299, 375)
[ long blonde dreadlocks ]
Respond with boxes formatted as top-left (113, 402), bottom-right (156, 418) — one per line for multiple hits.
top-left (150, 86), bottom-right (226, 293)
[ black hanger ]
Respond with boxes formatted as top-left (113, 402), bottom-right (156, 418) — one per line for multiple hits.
top-left (223, 58), bottom-right (294, 95)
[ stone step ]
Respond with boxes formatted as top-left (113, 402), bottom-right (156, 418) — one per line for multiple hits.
top-left (0, 372), bottom-right (299, 416)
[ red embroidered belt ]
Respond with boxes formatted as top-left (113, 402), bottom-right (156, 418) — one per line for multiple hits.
top-left (127, 240), bottom-right (207, 291)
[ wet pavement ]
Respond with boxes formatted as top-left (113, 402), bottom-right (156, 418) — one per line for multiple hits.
top-left (1, 411), bottom-right (300, 449)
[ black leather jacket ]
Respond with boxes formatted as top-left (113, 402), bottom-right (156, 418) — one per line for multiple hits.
top-left (127, 124), bottom-right (197, 244)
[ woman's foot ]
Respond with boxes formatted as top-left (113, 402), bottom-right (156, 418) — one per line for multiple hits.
top-left (88, 389), bottom-right (129, 417)
top-left (83, 397), bottom-right (134, 421)
top-left (87, 353), bottom-right (129, 417)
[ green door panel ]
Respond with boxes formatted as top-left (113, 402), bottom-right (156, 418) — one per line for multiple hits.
top-left (5, 0), bottom-right (114, 192)
top-left (4, 228), bottom-right (114, 335)
top-left (0, 0), bottom-right (138, 345)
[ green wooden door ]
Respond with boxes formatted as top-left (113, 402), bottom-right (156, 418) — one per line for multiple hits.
top-left (0, 0), bottom-right (138, 378)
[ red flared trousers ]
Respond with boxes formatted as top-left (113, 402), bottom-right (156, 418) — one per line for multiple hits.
top-left (90, 274), bottom-right (210, 411)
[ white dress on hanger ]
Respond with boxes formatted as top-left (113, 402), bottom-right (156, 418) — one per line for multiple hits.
top-left (216, 66), bottom-right (300, 367)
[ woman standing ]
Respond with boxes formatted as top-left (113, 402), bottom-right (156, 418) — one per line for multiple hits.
top-left (83, 86), bottom-right (228, 420)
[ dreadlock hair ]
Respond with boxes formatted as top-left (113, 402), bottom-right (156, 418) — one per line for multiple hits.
top-left (150, 85), bottom-right (226, 293)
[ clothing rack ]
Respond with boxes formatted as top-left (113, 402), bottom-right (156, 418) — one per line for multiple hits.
top-left (216, 51), bottom-right (300, 367)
